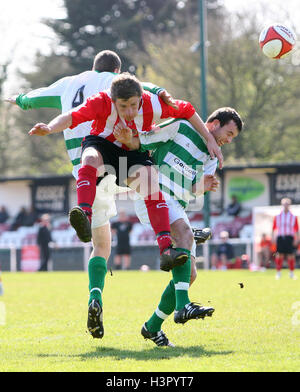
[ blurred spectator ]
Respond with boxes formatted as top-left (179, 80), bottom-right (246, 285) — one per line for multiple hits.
top-left (258, 233), bottom-right (273, 269)
top-left (111, 210), bottom-right (133, 270)
top-left (211, 230), bottom-right (235, 270)
top-left (23, 206), bottom-right (39, 226)
top-left (0, 206), bottom-right (9, 224)
top-left (227, 195), bottom-right (241, 217)
top-left (37, 214), bottom-right (53, 272)
top-left (10, 206), bottom-right (27, 231)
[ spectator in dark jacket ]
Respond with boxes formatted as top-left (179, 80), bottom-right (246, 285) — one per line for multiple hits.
top-left (227, 195), bottom-right (241, 217)
top-left (37, 214), bottom-right (53, 271)
top-left (0, 206), bottom-right (9, 224)
top-left (10, 207), bottom-right (27, 230)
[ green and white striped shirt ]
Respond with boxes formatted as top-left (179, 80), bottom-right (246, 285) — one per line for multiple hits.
top-left (139, 119), bottom-right (218, 208)
top-left (16, 70), bottom-right (164, 180)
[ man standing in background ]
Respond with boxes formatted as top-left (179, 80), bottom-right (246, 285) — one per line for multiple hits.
top-left (111, 210), bottom-right (133, 270)
top-left (37, 214), bottom-right (53, 272)
top-left (272, 198), bottom-right (299, 280)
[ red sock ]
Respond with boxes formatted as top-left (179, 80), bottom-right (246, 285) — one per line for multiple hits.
top-left (77, 165), bottom-right (97, 222)
top-left (275, 256), bottom-right (283, 271)
top-left (144, 191), bottom-right (172, 254)
top-left (288, 257), bottom-right (295, 271)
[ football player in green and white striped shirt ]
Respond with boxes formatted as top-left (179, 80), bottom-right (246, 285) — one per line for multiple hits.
top-left (114, 107), bottom-right (243, 346)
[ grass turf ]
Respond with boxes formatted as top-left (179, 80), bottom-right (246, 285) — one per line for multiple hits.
top-left (0, 269), bottom-right (299, 372)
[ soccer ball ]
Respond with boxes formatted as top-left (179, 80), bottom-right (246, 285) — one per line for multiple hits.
top-left (259, 24), bottom-right (296, 59)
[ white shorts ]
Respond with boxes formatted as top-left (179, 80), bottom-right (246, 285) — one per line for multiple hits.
top-left (91, 174), bottom-right (129, 229)
top-left (134, 194), bottom-right (197, 257)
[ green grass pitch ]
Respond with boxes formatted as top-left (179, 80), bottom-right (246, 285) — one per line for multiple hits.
top-left (0, 269), bottom-right (299, 372)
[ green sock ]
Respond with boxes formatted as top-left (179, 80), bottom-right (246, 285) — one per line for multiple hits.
top-left (172, 248), bottom-right (191, 310)
top-left (88, 256), bottom-right (107, 306)
top-left (146, 280), bottom-right (176, 333)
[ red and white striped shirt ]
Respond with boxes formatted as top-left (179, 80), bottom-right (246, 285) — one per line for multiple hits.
top-left (272, 211), bottom-right (299, 236)
top-left (69, 90), bottom-right (195, 150)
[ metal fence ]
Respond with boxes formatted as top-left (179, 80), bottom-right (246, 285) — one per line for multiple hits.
top-left (0, 239), bottom-right (254, 272)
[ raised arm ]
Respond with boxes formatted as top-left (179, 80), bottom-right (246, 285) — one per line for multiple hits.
top-left (142, 82), bottom-right (178, 109)
top-left (188, 112), bottom-right (223, 169)
top-left (5, 76), bottom-right (71, 110)
top-left (28, 112), bottom-right (72, 136)
top-left (158, 97), bottom-right (223, 168)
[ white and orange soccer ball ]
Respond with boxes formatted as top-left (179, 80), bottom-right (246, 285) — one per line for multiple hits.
top-left (259, 24), bottom-right (296, 59)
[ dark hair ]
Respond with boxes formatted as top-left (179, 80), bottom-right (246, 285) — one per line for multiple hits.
top-left (207, 107), bottom-right (244, 132)
top-left (93, 50), bottom-right (121, 72)
top-left (110, 72), bottom-right (143, 101)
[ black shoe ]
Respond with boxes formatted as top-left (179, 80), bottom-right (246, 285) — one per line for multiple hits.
top-left (160, 247), bottom-right (188, 272)
top-left (87, 299), bottom-right (104, 339)
top-left (141, 323), bottom-right (175, 347)
top-left (69, 206), bottom-right (91, 243)
top-left (192, 227), bottom-right (212, 245)
top-left (174, 302), bottom-right (215, 324)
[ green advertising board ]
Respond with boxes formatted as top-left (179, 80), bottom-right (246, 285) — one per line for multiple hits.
top-left (228, 177), bottom-right (265, 202)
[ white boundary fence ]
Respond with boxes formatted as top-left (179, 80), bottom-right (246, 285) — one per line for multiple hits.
top-left (0, 238), bottom-right (254, 271)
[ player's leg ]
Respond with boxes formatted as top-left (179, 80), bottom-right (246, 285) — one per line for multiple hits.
top-left (127, 165), bottom-right (188, 270)
top-left (275, 235), bottom-right (287, 279)
top-left (287, 253), bottom-right (296, 279)
top-left (140, 200), bottom-right (213, 344)
top-left (69, 145), bottom-right (105, 242)
top-left (86, 186), bottom-right (117, 339)
top-left (275, 252), bottom-right (284, 279)
top-left (171, 218), bottom-right (214, 324)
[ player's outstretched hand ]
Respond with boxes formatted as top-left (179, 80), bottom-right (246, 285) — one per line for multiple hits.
top-left (28, 123), bottom-right (52, 136)
top-left (158, 90), bottom-right (179, 110)
top-left (206, 137), bottom-right (223, 169)
top-left (204, 174), bottom-right (219, 193)
top-left (4, 97), bottom-right (17, 105)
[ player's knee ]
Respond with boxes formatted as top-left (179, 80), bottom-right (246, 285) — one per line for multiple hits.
top-left (92, 236), bottom-right (111, 260)
top-left (82, 155), bottom-right (99, 168)
top-left (184, 227), bottom-right (194, 250)
top-left (172, 222), bottom-right (194, 250)
top-left (93, 244), bottom-right (111, 260)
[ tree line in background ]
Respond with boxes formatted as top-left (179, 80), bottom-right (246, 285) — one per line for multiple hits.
top-left (0, 0), bottom-right (299, 176)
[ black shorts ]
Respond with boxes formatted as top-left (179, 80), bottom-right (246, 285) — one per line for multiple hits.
top-left (82, 135), bottom-right (153, 186)
top-left (276, 235), bottom-right (295, 254)
top-left (116, 244), bottom-right (131, 255)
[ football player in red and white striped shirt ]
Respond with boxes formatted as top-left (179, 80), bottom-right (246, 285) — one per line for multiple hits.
top-left (29, 72), bottom-right (222, 272)
top-left (272, 198), bottom-right (299, 279)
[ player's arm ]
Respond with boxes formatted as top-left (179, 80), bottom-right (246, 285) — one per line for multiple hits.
top-left (5, 76), bottom-right (71, 110)
top-left (158, 97), bottom-right (223, 168)
top-left (188, 112), bottom-right (223, 169)
top-left (271, 217), bottom-right (277, 243)
top-left (294, 217), bottom-right (299, 246)
top-left (28, 112), bottom-right (72, 136)
top-left (142, 83), bottom-right (178, 109)
top-left (28, 93), bottom-right (104, 136)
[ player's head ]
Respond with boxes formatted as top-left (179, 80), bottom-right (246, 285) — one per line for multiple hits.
top-left (93, 50), bottom-right (122, 73)
top-left (206, 107), bottom-right (243, 147)
top-left (281, 197), bottom-right (291, 211)
top-left (111, 72), bottom-right (143, 121)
